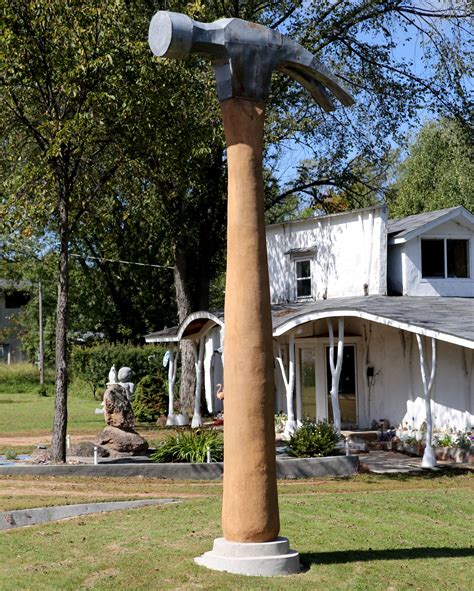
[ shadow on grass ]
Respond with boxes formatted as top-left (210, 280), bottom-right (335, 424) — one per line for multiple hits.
top-left (301, 546), bottom-right (474, 566)
top-left (368, 467), bottom-right (473, 479)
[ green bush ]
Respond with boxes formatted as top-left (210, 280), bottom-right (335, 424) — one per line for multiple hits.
top-left (434, 433), bottom-right (454, 447)
top-left (151, 429), bottom-right (224, 463)
top-left (3, 449), bottom-right (17, 460)
top-left (132, 374), bottom-right (168, 423)
top-left (70, 343), bottom-right (167, 399)
top-left (288, 419), bottom-right (340, 458)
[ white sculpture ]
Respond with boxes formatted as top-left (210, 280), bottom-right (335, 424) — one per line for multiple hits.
top-left (107, 365), bottom-right (117, 385)
top-left (118, 366), bottom-right (135, 401)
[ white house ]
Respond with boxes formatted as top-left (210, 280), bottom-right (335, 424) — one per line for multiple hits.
top-left (146, 205), bottom-right (473, 446)
top-left (0, 279), bottom-right (31, 363)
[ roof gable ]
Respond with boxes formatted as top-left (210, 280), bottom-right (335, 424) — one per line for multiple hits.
top-left (388, 206), bottom-right (473, 244)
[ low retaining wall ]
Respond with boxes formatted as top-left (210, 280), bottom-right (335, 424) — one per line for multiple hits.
top-left (0, 455), bottom-right (359, 480)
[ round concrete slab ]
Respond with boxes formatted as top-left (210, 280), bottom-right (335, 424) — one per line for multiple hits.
top-left (195, 536), bottom-right (301, 577)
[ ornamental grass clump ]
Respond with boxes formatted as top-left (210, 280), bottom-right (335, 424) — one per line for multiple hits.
top-left (151, 429), bottom-right (224, 463)
top-left (288, 419), bottom-right (340, 458)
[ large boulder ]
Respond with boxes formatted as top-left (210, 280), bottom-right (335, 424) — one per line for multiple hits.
top-left (103, 384), bottom-right (135, 430)
top-left (96, 426), bottom-right (148, 455)
top-left (96, 384), bottom-right (149, 455)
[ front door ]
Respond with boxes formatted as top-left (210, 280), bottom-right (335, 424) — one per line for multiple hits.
top-left (326, 345), bottom-right (357, 427)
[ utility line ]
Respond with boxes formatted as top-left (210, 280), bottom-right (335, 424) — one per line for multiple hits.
top-left (70, 253), bottom-right (173, 270)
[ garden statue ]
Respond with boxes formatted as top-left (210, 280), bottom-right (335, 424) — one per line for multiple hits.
top-left (149, 11), bottom-right (354, 576)
top-left (118, 366), bottom-right (135, 401)
top-left (107, 364), bottom-right (117, 385)
top-left (95, 383), bottom-right (148, 456)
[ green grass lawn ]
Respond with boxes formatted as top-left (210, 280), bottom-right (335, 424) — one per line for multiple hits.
top-left (0, 364), bottom-right (168, 442)
top-left (0, 473), bottom-right (472, 590)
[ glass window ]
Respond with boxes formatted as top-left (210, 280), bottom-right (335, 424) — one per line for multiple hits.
top-left (421, 238), bottom-right (469, 279)
top-left (447, 239), bottom-right (469, 278)
top-left (421, 239), bottom-right (445, 278)
top-left (296, 259), bottom-right (311, 298)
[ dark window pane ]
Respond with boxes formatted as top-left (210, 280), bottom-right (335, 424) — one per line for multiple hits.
top-left (421, 240), bottom-right (445, 278)
top-left (296, 260), bottom-right (311, 278)
top-left (297, 278), bottom-right (311, 297)
top-left (447, 240), bottom-right (469, 278)
top-left (5, 291), bottom-right (30, 308)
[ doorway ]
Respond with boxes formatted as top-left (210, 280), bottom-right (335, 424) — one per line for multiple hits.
top-left (300, 347), bottom-right (316, 419)
top-left (326, 344), bottom-right (357, 427)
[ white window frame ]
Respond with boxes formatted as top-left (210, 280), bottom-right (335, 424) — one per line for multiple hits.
top-left (295, 258), bottom-right (312, 300)
top-left (420, 237), bottom-right (470, 280)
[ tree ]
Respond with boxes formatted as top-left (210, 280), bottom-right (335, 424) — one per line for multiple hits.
top-left (389, 118), bottom-right (474, 217)
top-left (0, 1), bottom-right (136, 461)
top-left (2, 1), bottom-right (470, 420)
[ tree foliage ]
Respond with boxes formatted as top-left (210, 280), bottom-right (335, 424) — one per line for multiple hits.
top-left (389, 118), bottom-right (473, 217)
top-left (1, 0), bottom-right (471, 441)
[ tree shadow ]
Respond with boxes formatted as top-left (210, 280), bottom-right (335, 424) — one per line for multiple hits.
top-left (301, 546), bottom-right (474, 567)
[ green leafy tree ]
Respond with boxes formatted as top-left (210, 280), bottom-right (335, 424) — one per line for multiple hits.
top-left (389, 118), bottom-right (474, 217)
top-left (0, 1), bottom-right (137, 461)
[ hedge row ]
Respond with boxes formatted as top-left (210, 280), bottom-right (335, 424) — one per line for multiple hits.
top-left (71, 343), bottom-right (168, 398)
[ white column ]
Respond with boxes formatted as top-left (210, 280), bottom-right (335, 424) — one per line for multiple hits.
top-left (166, 345), bottom-right (179, 426)
top-left (416, 334), bottom-right (437, 468)
top-left (192, 337), bottom-right (205, 428)
top-left (276, 336), bottom-right (297, 439)
top-left (295, 346), bottom-right (303, 426)
top-left (328, 318), bottom-right (344, 432)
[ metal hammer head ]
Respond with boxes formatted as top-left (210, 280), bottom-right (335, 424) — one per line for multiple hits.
top-left (149, 11), bottom-right (354, 110)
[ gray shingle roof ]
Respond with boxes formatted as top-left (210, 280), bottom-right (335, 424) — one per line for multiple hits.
top-left (387, 206), bottom-right (472, 242)
top-left (146, 296), bottom-right (473, 348)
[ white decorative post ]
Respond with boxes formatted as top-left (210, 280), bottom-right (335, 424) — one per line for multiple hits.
top-left (328, 318), bottom-right (344, 432)
top-left (166, 346), bottom-right (179, 426)
top-left (192, 336), bottom-right (205, 428)
top-left (276, 336), bottom-right (297, 438)
top-left (416, 334), bottom-right (437, 468)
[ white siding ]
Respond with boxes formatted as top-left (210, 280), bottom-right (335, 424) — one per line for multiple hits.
top-left (389, 218), bottom-right (474, 297)
top-left (266, 206), bottom-right (388, 304)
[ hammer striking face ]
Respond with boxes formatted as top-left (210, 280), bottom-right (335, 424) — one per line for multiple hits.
top-left (149, 11), bottom-right (354, 109)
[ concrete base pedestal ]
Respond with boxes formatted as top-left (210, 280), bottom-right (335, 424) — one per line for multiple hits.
top-left (194, 536), bottom-right (300, 577)
top-left (422, 445), bottom-right (437, 468)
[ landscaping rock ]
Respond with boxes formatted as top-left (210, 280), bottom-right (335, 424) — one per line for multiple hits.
top-left (96, 426), bottom-right (148, 455)
top-left (103, 384), bottom-right (135, 430)
top-left (69, 442), bottom-right (109, 458)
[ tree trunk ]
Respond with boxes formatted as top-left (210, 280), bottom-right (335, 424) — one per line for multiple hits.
top-left (51, 189), bottom-right (69, 463)
top-left (174, 247), bottom-right (197, 414)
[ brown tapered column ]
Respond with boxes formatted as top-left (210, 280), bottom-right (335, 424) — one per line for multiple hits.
top-left (220, 98), bottom-right (280, 543)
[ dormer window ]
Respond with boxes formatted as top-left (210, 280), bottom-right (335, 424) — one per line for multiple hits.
top-left (296, 259), bottom-right (312, 298)
top-left (421, 239), bottom-right (469, 278)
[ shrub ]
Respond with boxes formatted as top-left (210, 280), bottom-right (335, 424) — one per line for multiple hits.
top-left (132, 374), bottom-right (168, 423)
top-left (434, 433), bottom-right (454, 447)
top-left (288, 419), bottom-right (340, 458)
top-left (151, 429), bottom-right (224, 463)
top-left (70, 343), bottom-right (168, 399)
top-left (3, 449), bottom-right (17, 460)
top-left (454, 431), bottom-right (472, 450)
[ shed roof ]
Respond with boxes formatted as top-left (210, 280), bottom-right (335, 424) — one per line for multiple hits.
top-left (145, 296), bottom-right (474, 349)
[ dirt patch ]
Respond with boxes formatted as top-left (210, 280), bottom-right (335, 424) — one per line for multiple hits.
top-left (0, 434), bottom-right (97, 447)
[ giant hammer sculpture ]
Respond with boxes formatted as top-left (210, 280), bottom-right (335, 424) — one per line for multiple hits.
top-left (149, 12), bottom-right (354, 576)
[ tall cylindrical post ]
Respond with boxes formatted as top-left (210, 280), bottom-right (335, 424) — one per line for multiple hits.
top-left (220, 98), bottom-right (279, 543)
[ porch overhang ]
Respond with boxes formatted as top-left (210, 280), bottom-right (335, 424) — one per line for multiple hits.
top-left (145, 297), bottom-right (473, 350)
top-left (145, 311), bottom-right (224, 344)
top-left (271, 296), bottom-right (474, 349)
